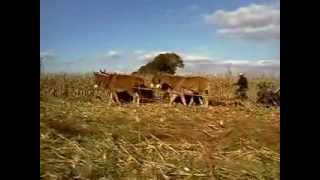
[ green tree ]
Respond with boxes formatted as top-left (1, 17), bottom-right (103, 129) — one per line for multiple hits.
top-left (136, 53), bottom-right (184, 75)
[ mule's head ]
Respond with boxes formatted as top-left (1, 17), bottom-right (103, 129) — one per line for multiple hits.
top-left (93, 72), bottom-right (102, 88)
top-left (93, 72), bottom-right (110, 89)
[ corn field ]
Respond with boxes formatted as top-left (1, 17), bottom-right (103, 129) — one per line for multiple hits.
top-left (40, 73), bottom-right (279, 103)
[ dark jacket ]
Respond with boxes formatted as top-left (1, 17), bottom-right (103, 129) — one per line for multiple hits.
top-left (235, 76), bottom-right (248, 90)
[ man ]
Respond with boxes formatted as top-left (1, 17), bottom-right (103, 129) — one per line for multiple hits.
top-left (234, 73), bottom-right (248, 99)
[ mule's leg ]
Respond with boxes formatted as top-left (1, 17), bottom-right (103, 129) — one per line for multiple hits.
top-left (199, 97), bottom-right (204, 105)
top-left (180, 94), bottom-right (187, 106)
top-left (128, 91), bottom-right (139, 106)
top-left (113, 91), bottom-right (121, 105)
top-left (169, 93), bottom-right (178, 106)
top-left (188, 96), bottom-right (194, 106)
top-left (108, 91), bottom-right (113, 105)
top-left (132, 93), bottom-right (136, 104)
top-left (135, 92), bottom-right (140, 106)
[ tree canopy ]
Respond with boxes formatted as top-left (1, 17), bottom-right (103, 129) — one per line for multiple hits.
top-left (135, 53), bottom-right (184, 75)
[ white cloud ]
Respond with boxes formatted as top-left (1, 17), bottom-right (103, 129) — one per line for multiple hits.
top-left (180, 58), bottom-right (279, 77)
top-left (181, 54), bottom-right (211, 61)
top-left (42, 49), bottom-right (279, 77)
top-left (137, 51), bottom-right (212, 62)
top-left (205, 3), bottom-right (280, 40)
top-left (255, 59), bottom-right (280, 66)
top-left (217, 24), bottom-right (279, 40)
top-left (137, 51), bottom-right (173, 61)
top-left (105, 50), bottom-right (121, 58)
top-left (216, 60), bottom-right (250, 65)
top-left (137, 50), bottom-right (279, 66)
top-left (40, 51), bottom-right (56, 61)
top-left (134, 50), bottom-right (279, 76)
top-left (40, 52), bottom-right (51, 57)
top-left (212, 59), bottom-right (280, 67)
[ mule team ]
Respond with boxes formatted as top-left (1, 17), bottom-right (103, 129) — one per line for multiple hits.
top-left (93, 70), bottom-right (210, 107)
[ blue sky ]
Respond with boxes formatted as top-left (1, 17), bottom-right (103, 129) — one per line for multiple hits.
top-left (41, 0), bottom-right (280, 74)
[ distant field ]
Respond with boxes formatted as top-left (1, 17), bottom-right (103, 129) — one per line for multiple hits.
top-left (40, 73), bottom-right (280, 179)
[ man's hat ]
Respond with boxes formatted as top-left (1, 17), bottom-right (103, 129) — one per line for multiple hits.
top-left (239, 73), bottom-right (244, 76)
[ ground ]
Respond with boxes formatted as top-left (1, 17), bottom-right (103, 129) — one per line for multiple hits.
top-left (40, 74), bottom-right (280, 180)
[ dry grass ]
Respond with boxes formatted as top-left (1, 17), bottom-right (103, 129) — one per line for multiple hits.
top-left (40, 73), bottom-right (280, 180)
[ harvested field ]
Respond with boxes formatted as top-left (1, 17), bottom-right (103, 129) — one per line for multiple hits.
top-left (40, 74), bottom-right (280, 179)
